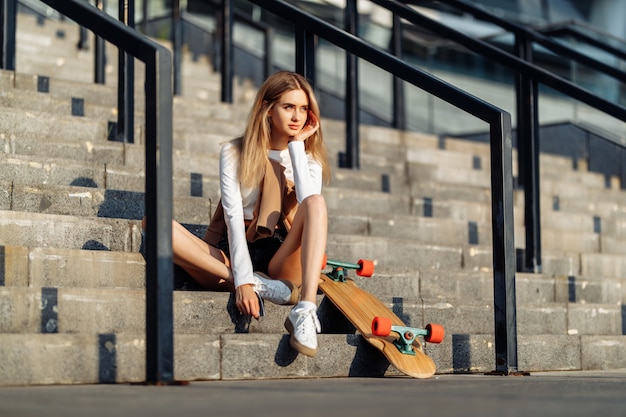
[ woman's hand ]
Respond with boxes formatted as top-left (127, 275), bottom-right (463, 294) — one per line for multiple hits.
top-left (291, 111), bottom-right (319, 142)
top-left (235, 283), bottom-right (261, 319)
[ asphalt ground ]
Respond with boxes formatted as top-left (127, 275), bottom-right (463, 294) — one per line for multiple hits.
top-left (1, 370), bottom-right (625, 417)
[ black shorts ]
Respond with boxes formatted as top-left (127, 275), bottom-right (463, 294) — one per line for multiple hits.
top-left (216, 230), bottom-right (286, 274)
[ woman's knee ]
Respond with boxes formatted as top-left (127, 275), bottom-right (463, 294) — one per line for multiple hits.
top-left (301, 194), bottom-right (327, 217)
top-left (142, 217), bottom-right (184, 234)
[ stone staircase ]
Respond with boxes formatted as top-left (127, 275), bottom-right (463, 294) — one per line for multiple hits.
top-left (0, 12), bottom-right (625, 386)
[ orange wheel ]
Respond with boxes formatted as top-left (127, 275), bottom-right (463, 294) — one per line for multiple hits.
top-left (371, 316), bottom-right (392, 337)
top-left (425, 323), bottom-right (445, 344)
top-left (357, 259), bottom-right (374, 277)
top-left (321, 254), bottom-right (328, 270)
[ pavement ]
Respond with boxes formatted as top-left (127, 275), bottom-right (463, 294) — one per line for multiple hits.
top-left (1, 370), bottom-right (625, 417)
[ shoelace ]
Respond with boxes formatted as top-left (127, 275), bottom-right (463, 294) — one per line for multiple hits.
top-left (296, 310), bottom-right (321, 335)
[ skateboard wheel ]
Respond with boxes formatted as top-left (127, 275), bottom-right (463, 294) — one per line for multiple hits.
top-left (321, 254), bottom-right (328, 269)
top-left (425, 323), bottom-right (445, 344)
top-left (371, 316), bottom-right (392, 337)
top-left (356, 259), bottom-right (374, 277)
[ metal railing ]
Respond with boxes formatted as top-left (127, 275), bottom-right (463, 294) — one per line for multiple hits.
top-left (140, 1), bottom-right (273, 100)
top-left (540, 20), bottom-right (626, 62)
top-left (403, 0), bottom-right (626, 273)
top-left (0, 0), bottom-right (16, 70)
top-left (0, 0), bottom-right (175, 384)
top-left (249, 0), bottom-right (518, 375)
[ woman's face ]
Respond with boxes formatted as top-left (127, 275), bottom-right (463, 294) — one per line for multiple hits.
top-left (268, 89), bottom-right (310, 139)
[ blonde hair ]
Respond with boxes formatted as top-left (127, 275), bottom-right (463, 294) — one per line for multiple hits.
top-left (235, 71), bottom-right (330, 188)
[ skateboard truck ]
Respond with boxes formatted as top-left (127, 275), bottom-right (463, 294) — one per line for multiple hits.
top-left (321, 255), bottom-right (375, 282)
top-left (372, 316), bottom-right (445, 355)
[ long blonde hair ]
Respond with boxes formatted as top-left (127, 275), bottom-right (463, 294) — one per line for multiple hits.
top-left (235, 71), bottom-right (330, 188)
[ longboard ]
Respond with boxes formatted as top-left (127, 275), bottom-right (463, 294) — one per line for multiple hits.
top-left (318, 258), bottom-right (443, 379)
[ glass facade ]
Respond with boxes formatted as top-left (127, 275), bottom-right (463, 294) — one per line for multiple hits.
top-left (51, 0), bottom-right (623, 137)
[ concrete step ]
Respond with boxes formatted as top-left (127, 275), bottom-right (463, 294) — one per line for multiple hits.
top-left (0, 210), bottom-right (141, 252)
top-left (600, 235), bottom-right (626, 254)
top-left (0, 153), bottom-right (411, 214)
top-left (1, 281), bottom-right (622, 339)
top-left (0, 151), bottom-right (419, 214)
top-left (0, 99), bottom-right (245, 148)
top-left (4, 245), bottom-right (623, 309)
top-left (8, 70), bottom-right (122, 107)
top-left (0, 106), bottom-right (109, 143)
top-left (6, 65), bottom-right (236, 115)
top-left (0, 331), bottom-right (408, 385)
top-left (2, 181), bottom-right (213, 224)
top-left (329, 208), bottom-right (609, 254)
top-left (325, 234), bottom-right (468, 274)
top-left (1, 331), bottom-right (624, 385)
top-left (550, 195), bottom-right (626, 220)
top-left (0, 210), bottom-right (471, 272)
top-left (0, 97), bottom-right (422, 181)
top-left (0, 151), bottom-right (222, 199)
top-left (423, 297), bottom-right (622, 337)
top-left (1, 245), bottom-right (621, 345)
top-left (3, 180), bottom-right (491, 249)
top-left (0, 87), bottom-right (118, 120)
top-left (327, 232), bottom-right (626, 279)
top-left (0, 285), bottom-right (303, 335)
top-left (409, 176), bottom-right (491, 204)
top-left (3, 151), bottom-right (624, 260)
top-left (1, 246), bottom-right (144, 289)
top-left (14, 17), bottom-right (253, 105)
top-left (329, 212), bottom-right (495, 248)
top-left (540, 177), bottom-right (626, 204)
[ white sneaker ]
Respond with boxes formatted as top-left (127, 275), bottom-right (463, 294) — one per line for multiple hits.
top-left (284, 303), bottom-right (321, 357)
top-left (252, 272), bottom-right (299, 305)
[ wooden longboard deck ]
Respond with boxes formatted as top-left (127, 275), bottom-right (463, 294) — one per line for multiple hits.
top-left (318, 274), bottom-right (437, 379)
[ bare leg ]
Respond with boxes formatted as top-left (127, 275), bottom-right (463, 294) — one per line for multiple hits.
top-left (268, 194), bottom-right (327, 303)
top-left (143, 217), bottom-right (235, 291)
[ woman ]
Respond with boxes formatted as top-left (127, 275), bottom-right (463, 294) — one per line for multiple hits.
top-left (161, 71), bottom-right (330, 358)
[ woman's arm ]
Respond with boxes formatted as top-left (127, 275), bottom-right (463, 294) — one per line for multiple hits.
top-left (219, 142), bottom-right (255, 289)
top-left (288, 140), bottom-right (323, 202)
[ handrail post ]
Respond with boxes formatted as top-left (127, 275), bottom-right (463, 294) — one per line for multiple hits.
top-left (77, 26), bottom-right (88, 50)
top-left (489, 112), bottom-right (519, 374)
top-left (172, 0), bottom-right (182, 96)
top-left (233, 10), bottom-right (274, 80)
top-left (0, 0), bottom-right (16, 71)
top-left (117, 0), bottom-right (135, 143)
top-left (141, 0), bottom-right (148, 33)
top-left (38, 0), bottom-right (175, 385)
top-left (515, 34), bottom-right (542, 273)
top-left (144, 48), bottom-right (174, 384)
top-left (392, 13), bottom-right (405, 130)
top-left (264, 26), bottom-right (273, 79)
top-left (221, 0), bottom-right (233, 103)
top-left (344, 0), bottom-right (359, 169)
top-left (295, 28), bottom-right (315, 86)
top-left (94, 0), bottom-right (106, 84)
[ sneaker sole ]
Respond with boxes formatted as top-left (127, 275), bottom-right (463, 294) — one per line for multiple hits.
top-left (284, 317), bottom-right (318, 358)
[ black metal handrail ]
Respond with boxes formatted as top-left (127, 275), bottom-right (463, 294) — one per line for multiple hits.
top-left (26, 0), bottom-right (174, 384)
top-left (142, 3), bottom-right (273, 100)
top-left (540, 20), bottom-right (626, 62)
top-left (0, 0), bottom-right (16, 70)
top-left (217, 0), bottom-right (274, 102)
top-left (386, 0), bottom-right (626, 120)
top-left (375, 0), bottom-right (626, 277)
top-left (430, 0), bottom-right (626, 85)
top-left (249, 0), bottom-right (518, 375)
